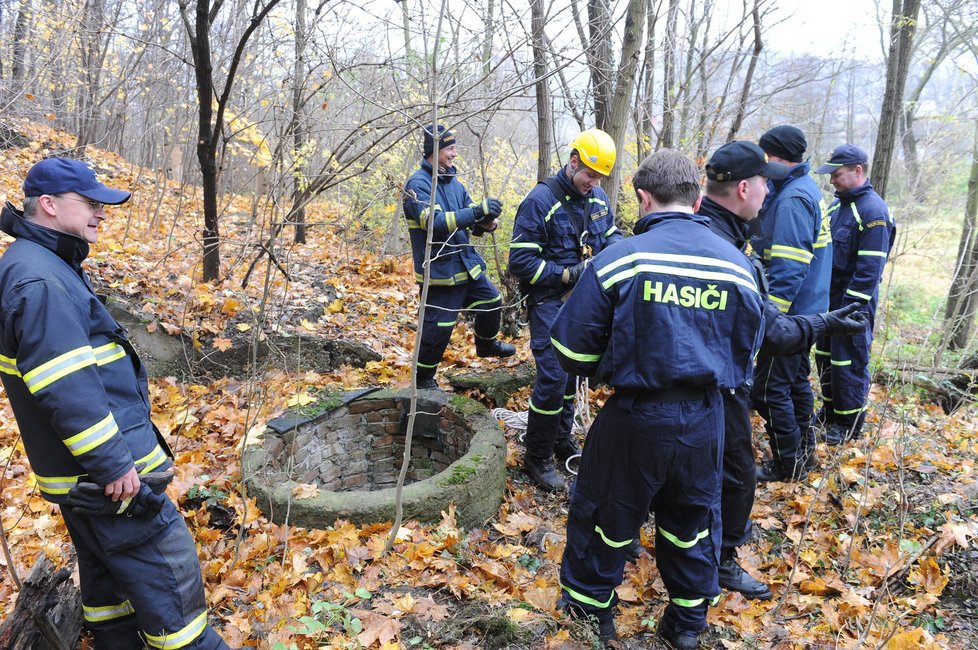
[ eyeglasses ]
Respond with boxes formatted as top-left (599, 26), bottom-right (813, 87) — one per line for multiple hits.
top-left (54, 195), bottom-right (105, 213)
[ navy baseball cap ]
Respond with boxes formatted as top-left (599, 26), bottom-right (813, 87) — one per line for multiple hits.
top-left (23, 157), bottom-right (131, 204)
top-left (705, 141), bottom-right (790, 182)
top-left (815, 144), bottom-right (868, 174)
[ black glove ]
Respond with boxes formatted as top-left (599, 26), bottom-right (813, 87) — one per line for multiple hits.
top-left (66, 471), bottom-right (173, 518)
top-left (822, 302), bottom-right (869, 336)
top-left (564, 260), bottom-right (589, 286)
top-left (472, 198), bottom-right (503, 223)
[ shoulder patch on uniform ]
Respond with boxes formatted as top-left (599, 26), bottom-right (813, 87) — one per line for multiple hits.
top-left (591, 208), bottom-right (608, 220)
top-left (865, 220), bottom-right (886, 229)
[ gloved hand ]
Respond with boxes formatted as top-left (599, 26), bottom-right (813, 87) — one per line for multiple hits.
top-left (66, 471), bottom-right (173, 518)
top-left (472, 198), bottom-right (503, 223)
top-left (822, 302), bottom-right (869, 336)
top-left (563, 260), bottom-right (589, 286)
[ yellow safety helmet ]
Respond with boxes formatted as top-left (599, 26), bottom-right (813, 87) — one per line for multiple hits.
top-left (568, 129), bottom-right (616, 176)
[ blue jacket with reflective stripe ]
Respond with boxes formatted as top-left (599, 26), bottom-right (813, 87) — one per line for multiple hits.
top-left (826, 181), bottom-right (895, 309)
top-left (750, 162), bottom-right (831, 315)
top-left (508, 168), bottom-right (621, 302)
top-left (403, 159), bottom-right (487, 286)
top-left (0, 205), bottom-right (171, 502)
top-left (550, 211), bottom-right (764, 390)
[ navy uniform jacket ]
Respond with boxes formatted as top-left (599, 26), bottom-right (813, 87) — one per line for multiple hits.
top-left (826, 181), bottom-right (895, 309)
top-left (0, 204), bottom-right (171, 504)
top-left (403, 159), bottom-right (488, 286)
top-left (751, 162), bottom-right (831, 315)
top-left (698, 196), bottom-right (826, 358)
top-left (509, 169), bottom-right (621, 303)
top-left (550, 211), bottom-right (764, 390)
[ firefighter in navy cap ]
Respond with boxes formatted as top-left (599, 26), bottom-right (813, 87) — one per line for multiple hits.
top-left (0, 158), bottom-right (231, 649)
top-left (698, 142), bottom-right (868, 602)
top-left (402, 124), bottom-right (515, 391)
top-left (508, 128), bottom-right (622, 491)
top-left (552, 149), bottom-right (765, 649)
top-left (814, 144), bottom-right (895, 443)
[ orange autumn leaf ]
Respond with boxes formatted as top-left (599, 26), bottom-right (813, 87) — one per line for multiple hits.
top-left (212, 337), bottom-right (233, 352)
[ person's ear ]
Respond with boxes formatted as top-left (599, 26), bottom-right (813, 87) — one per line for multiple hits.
top-left (736, 179), bottom-right (750, 200)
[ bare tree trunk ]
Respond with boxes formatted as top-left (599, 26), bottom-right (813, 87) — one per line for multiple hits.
top-left (179, 0), bottom-right (281, 283)
top-left (726, 0), bottom-right (762, 142)
top-left (943, 147), bottom-right (978, 351)
top-left (530, 0), bottom-right (552, 182)
top-left (588, 0), bottom-right (615, 130)
top-left (659, 0), bottom-right (680, 149)
top-left (74, 0), bottom-right (106, 153)
top-left (481, 0), bottom-right (495, 79)
top-left (11, 0), bottom-right (31, 85)
top-left (636, 0), bottom-right (658, 158)
top-left (399, 0), bottom-right (412, 63)
top-left (290, 0), bottom-right (308, 244)
top-left (603, 0), bottom-right (645, 215)
top-left (871, 0), bottom-right (921, 199)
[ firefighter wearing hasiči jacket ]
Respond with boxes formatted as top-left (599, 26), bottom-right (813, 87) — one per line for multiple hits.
top-left (551, 150), bottom-right (765, 649)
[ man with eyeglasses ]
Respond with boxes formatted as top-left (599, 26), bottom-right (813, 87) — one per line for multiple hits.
top-left (0, 158), bottom-right (232, 649)
top-left (813, 144), bottom-right (896, 444)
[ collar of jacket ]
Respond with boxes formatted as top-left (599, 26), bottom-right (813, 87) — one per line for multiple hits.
top-left (836, 180), bottom-right (875, 203)
top-left (0, 201), bottom-right (89, 270)
top-left (633, 210), bottom-right (708, 236)
top-left (420, 158), bottom-right (458, 183)
top-left (772, 160), bottom-right (812, 191)
top-left (697, 196), bottom-right (749, 250)
top-left (556, 165), bottom-right (587, 200)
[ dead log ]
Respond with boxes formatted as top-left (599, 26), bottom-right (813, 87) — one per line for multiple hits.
top-left (878, 360), bottom-right (978, 414)
top-left (0, 554), bottom-right (82, 650)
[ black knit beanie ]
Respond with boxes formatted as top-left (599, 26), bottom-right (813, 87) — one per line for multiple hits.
top-left (759, 125), bottom-right (807, 163)
top-left (423, 124), bottom-right (456, 158)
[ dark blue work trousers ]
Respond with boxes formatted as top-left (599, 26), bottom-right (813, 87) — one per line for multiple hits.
top-left (815, 330), bottom-right (872, 435)
top-left (415, 275), bottom-right (502, 379)
top-left (559, 389), bottom-right (723, 634)
top-left (751, 351), bottom-right (815, 471)
top-left (525, 299), bottom-right (576, 459)
top-left (721, 385), bottom-right (754, 553)
top-left (61, 497), bottom-right (229, 650)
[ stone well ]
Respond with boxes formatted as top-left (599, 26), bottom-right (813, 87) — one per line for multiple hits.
top-left (243, 388), bottom-right (506, 529)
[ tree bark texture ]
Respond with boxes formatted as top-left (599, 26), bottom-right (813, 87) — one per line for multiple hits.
top-left (0, 554), bottom-right (81, 650)
top-left (943, 151), bottom-right (978, 351)
top-left (726, 1), bottom-right (762, 142)
top-left (587, 0), bottom-right (615, 131)
top-left (290, 0), bottom-right (309, 244)
top-left (871, 0), bottom-right (921, 199)
top-left (530, 0), bottom-right (552, 182)
top-left (603, 0), bottom-right (646, 215)
top-left (659, 0), bottom-right (680, 149)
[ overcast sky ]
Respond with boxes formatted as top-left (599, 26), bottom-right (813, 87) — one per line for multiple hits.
top-left (765, 0), bottom-right (888, 62)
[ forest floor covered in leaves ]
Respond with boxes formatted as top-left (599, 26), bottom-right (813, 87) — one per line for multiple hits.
top-left (0, 123), bottom-right (976, 649)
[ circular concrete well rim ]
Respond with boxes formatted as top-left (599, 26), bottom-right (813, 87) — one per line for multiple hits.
top-left (243, 388), bottom-right (506, 529)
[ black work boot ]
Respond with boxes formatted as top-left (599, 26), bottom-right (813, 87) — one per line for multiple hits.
top-left (658, 614), bottom-right (700, 650)
top-left (475, 337), bottom-right (516, 358)
top-left (625, 537), bottom-right (642, 564)
top-left (755, 460), bottom-right (791, 483)
top-left (416, 376), bottom-right (441, 391)
top-left (554, 436), bottom-right (581, 463)
top-left (823, 423), bottom-right (852, 445)
top-left (719, 551), bottom-right (772, 600)
top-left (524, 454), bottom-right (565, 491)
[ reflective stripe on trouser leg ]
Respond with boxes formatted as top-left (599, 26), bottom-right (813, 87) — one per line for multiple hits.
top-left (526, 300), bottom-right (570, 459)
top-left (416, 285), bottom-right (467, 373)
top-left (560, 391), bottom-right (723, 631)
top-left (814, 335), bottom-right (835, 423)
top-left (751, 353), bottom-right (805, 470)
top-left (61, 498), bottom-right (230, 650)
top-left (464, 274), bottom-right (503, 340)
top-left (829, 330), bottom-right (872, 434)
